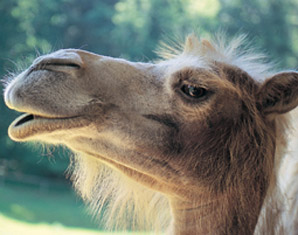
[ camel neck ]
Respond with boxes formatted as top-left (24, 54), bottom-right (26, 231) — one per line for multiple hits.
top-left (169, 191), bottom-right (259, 235)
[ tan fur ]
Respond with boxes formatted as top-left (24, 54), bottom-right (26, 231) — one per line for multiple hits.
top-left (4, 34), bottom-right (298, 234)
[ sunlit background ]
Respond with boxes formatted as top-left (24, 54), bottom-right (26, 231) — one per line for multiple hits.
top-left (0, 0), bottom-right (297, 234)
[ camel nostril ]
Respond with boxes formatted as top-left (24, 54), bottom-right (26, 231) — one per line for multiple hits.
top-left (38, 62), bottom-right (81, 70)
top-left (45, 62), bottom-right (80, 68)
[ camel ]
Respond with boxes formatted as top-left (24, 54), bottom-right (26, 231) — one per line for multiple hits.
top-left (3, 34), bottom-right (298, 234)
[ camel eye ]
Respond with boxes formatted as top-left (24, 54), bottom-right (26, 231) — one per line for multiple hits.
top-left (181, 84), bottom-right (207, 98)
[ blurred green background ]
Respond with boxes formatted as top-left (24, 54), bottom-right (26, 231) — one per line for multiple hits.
top-left (0, 0), bottom-right (297, 234)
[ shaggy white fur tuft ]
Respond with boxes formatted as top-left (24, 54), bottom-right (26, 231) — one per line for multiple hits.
top-left (69, 153), bottom-right (170, 231)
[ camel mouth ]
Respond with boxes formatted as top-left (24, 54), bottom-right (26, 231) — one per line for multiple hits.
top-left (14, 113), bottom-right (35, 127)
top-left (8, 113), bottom-right (87, 141)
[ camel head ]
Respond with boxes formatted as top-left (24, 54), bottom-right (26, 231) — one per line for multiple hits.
top-left (4, 35), bottom-right (298, 233)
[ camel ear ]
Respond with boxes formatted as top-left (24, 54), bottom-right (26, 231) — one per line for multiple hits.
top-left (183, 35), bottom-right (216, 56)
top-left (183, 34), bottom-right (200, 54)
top-left (257, 71), bottom-right (298, 115)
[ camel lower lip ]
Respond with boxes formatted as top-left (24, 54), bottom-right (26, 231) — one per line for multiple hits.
top-left (8, 113), bottom-right (86, 141)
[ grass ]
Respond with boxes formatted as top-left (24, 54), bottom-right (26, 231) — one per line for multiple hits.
top-left (0, 180), bottom-right (154, 234)
top-left (0, 213), bottom-right (102, 235)
top-left (0, 213), bottom-right (153, 235)
top-left (0, 180), bottom-right (99, 229)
